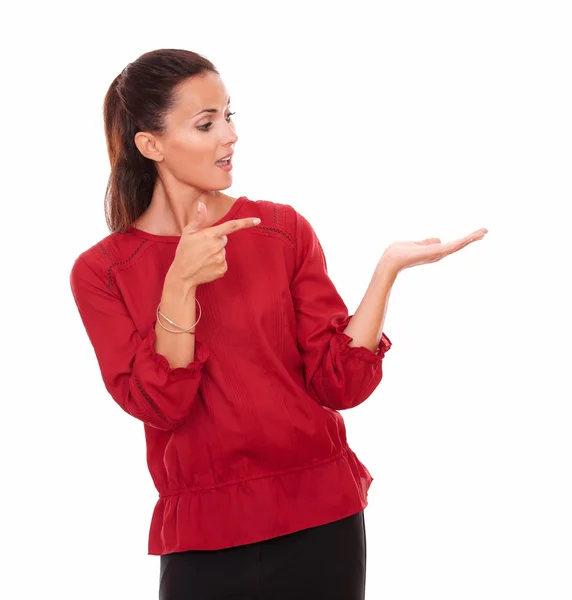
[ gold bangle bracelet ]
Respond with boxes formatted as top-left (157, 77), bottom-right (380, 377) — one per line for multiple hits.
top-left (156, 298), bottom-right (202, 334)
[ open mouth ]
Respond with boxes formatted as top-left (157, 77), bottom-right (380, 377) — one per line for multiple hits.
top-left (215, 154), bottom-right (233, 170)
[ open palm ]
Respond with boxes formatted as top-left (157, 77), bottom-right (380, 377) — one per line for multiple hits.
top-left (381, 228), bottom-right (488, 272)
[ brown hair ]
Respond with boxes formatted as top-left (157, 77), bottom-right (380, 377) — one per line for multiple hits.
top-left (103, 49), bottom-right (218, 233)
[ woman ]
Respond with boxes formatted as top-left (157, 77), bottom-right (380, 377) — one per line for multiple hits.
top-left (70, 49), bottom-right (487, 599)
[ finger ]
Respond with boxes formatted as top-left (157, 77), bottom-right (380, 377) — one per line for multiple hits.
top-left (210, 217), bottom-right (262, 236)
top-left (440, 230), bottom-right (487, 255)
top-left (437, 238), bottom-right (471, 256)
top-left (209, 249), bottom-right (227, 271)
top-left (416, 237), bottom-right (441, 246)
top-left (413, 228), bottom-right (487, 263)
top-left (184, 201), bottom-right (208, 234)
top-left (215, 247), bottom-right (226, 263)
top-left (209, 237), bottom-right (227, 256)
top-left (460, 228), bottom-right (488, 246)
top-left (462, 228), bottom-right (488, 243)
top-left (204, 235), bottom-right (228, 259)
top-left (472, 227), bottom-right (489, 237)
top-left (203, 245), bottom-right (226, 266)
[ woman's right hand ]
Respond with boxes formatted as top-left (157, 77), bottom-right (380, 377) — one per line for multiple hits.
top-left (168, 201), bottom-right (261, 289)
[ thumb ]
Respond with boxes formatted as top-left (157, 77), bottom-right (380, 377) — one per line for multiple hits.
top-left (187, 201), bottom-right (207, 233)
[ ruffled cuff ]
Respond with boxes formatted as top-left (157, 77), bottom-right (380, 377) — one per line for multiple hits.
top-left (331, 315), bottom-right (392, 363)
top-left (144, 324), bottom-right (210, 375)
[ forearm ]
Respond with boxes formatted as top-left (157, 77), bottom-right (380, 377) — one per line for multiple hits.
top-left (154, 268), bottom-right (198, 368)
top-left (343, 259), bottom-right (398, 352)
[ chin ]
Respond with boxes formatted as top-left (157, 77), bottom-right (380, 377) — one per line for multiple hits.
top-left (193, 178), bottom-right (232, 193)
top-left (212, 179), bottom-right (233, 192)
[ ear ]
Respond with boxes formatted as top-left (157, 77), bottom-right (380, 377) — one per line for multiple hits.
top-left (134, 131), bottom-right (164, 162)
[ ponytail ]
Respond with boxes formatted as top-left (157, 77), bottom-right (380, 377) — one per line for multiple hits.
top-left (103, 75), bottom-right (156, 233)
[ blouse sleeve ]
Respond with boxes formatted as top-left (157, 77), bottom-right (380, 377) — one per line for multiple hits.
top-left (290, 210), bottom-right (392, 410)
top-left (69, 254), bottom-right (209, 431)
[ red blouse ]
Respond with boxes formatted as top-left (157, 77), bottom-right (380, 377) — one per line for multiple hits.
top-left (69, 196), bottom-right (392, 555)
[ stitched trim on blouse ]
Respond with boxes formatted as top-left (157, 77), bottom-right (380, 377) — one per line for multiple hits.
top-left (255, 226), bottom-right (295, 248)
top-left (97, 242), bottom-right (114, 262)
top-left (133, 374), bottom-right (175, 429)
top-left (105, 240), bottom-right (147, 290)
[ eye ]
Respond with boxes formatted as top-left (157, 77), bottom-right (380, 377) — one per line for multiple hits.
top-left (197, 112), bottom-right (236, 132)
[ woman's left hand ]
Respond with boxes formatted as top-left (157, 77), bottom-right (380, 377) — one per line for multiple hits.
top-left (379, 227), bottom-right (489, 274)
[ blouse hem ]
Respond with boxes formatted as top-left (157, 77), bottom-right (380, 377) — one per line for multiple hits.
top-left (147, 445), bottom-right (373, 555)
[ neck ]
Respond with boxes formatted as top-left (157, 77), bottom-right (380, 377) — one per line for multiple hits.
top-left (134, 176), bottom-right (232, 236)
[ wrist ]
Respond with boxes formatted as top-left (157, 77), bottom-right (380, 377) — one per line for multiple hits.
top-left (165, 267), bottom-right (197, 298)
top-left (374, 257), bottom-right (400, 284)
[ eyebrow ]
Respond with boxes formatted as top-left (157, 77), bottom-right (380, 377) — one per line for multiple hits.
top-left (192, 96), bottom-right (231, 118)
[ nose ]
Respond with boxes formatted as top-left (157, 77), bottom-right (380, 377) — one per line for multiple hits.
top-left (224, 121), bottom-right (238, 145)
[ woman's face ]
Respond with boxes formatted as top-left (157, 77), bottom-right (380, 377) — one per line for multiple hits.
top-left (154, 71), bottom-right (238, 191)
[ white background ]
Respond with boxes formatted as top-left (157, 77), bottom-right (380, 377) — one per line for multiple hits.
top-left (2, 1), bottom-right (571, 598)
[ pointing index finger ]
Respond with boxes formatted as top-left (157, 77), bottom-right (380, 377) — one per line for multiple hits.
top-left (210, 218), bottom-right (261, 236)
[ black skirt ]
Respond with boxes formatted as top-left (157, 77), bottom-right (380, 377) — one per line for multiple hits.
top-left (159, 510), bottom-right (367, 600)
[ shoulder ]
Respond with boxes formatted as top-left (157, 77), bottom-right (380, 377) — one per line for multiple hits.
top-left (240, 197), bottom-right (314, 249)
top-left (70, 231), bottom-right (149, 292)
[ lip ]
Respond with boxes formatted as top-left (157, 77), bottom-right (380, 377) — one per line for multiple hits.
top-left (216, 156), bottom-right (233, 171)
top-left (216, 151), bottom-right (234, 162)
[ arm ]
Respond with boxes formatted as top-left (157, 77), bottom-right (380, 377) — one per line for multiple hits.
top-left (69, 254), bottom-right (209, 431)
top-left (155, 267), bottom-right (199, 368)
top-left (342, 261), bottom-right (397, 353)
top-left (291, 210), bottom-right (392, 411)
top-left (344, 225), bottom-right (490, 350)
